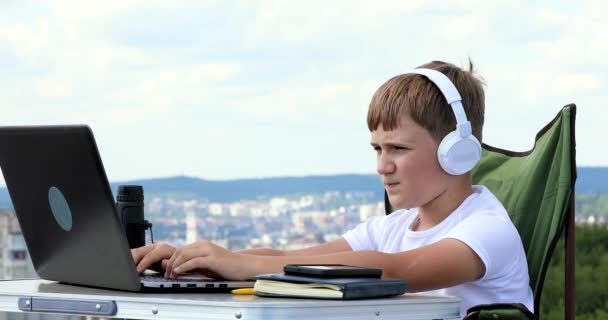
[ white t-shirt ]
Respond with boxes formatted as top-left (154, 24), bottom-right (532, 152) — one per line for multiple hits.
top-left (342, 185), bottom-right (534, 317)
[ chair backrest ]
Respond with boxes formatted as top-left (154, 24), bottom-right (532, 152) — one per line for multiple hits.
top-left (384, 105), bottom-right (576, 317)
top-left (470, 105), bottom-right (576, 315)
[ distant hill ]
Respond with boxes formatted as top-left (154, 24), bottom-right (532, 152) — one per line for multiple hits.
top-left (575, 167), bottom-right (608, 193)
top-left (110, 174), bottom-right (384, 202)
top-left (0, 174), bottom-right (384, 208)
top-left (0, 167), bottom-right (605, 208)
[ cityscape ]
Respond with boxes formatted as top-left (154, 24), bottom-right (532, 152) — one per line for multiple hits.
top-left (145, 190), bottom-right (385, 250)
top-left (0, 188), bottom-right (605, 283)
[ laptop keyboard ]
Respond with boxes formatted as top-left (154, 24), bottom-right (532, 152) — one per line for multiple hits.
top-left (140, 273), bottom-right (218, 283)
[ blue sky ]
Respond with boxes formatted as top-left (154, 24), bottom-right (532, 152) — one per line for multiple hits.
top-left (0, 0), bottom-right (605, 184)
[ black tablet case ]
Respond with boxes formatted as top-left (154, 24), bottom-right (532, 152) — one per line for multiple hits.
top-left (254, 273), bottom-right (407, 300)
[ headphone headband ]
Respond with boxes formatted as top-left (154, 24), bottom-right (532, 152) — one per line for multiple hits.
top-left (403, 69), bottom-right (470, 136)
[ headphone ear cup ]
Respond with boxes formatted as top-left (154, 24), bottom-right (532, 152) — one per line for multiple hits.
top-left (437, 131), bottom-right (482, 175)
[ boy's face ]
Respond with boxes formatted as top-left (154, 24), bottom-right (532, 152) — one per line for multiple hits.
top-left (371, 114), bottom-right (449, 209)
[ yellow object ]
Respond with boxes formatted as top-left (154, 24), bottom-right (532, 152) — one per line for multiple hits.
top-left (231, 288), bottom-right (255, 295)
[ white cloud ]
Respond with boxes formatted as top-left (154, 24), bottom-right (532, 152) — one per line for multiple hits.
top-left (551, 73), bottom-right (602, 96)
top-left (0, 0), bottom-right (606, 183)
top-left (438, 15), bottom-right (481, 41)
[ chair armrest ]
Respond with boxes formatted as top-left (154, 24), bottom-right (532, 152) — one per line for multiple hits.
top-left (464, 303), bottom-right (537, 320)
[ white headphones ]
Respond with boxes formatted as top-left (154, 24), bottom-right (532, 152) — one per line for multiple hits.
top-left (403, 68), bottom-right (481, 175)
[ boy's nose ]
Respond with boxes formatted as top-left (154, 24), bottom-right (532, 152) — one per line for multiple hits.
top-left (377, 156), bottom-right (396, 175)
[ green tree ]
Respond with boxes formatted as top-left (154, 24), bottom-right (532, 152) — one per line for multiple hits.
top-left (539, 225), bottom-right (608, 319)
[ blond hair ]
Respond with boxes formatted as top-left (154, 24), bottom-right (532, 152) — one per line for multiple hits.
top-left (367, 60), bottom-right (485, 143)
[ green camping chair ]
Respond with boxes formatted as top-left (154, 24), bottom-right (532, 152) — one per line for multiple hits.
top-left (385, 104), bottom-right (577, 319)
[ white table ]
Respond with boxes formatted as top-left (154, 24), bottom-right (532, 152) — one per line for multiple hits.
top-left (0, 280), bottom-right (461, 320)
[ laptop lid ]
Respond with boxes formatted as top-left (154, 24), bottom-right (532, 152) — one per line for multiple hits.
top-left (0, 125), bottom-right (255, 291)
top-left (0, 125), bottom-right (143, 291)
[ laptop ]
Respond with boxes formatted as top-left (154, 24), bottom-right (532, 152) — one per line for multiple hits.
top-left (0, 125), bottom-right (254, 291)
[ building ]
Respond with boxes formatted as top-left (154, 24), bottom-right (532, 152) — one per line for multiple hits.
top-left (0, 209), bottom-right (36, 280)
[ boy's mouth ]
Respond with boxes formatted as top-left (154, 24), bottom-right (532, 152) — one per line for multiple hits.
top-left (385, 182), bottom-right (400, 190)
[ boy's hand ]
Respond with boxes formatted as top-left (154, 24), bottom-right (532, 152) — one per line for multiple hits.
top-left (164, 239), bottom-right (257, 281)
top-left (132, 243), bottom-right (176, 273)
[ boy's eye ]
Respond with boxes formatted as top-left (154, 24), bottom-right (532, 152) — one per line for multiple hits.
top-left (371, 145), bottom-right (408, 153)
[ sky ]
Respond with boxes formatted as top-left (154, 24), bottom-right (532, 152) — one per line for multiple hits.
top-left (0, 0), bottom-right (605, 184)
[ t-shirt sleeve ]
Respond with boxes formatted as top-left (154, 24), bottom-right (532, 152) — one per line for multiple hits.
top-left (342, 215), bottom-right (385, 251)
top-left (445, 212), bottom-right (523, 280)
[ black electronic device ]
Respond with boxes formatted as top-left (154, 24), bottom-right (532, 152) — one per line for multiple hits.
top-left (283, 264), bottom-right (383, 278)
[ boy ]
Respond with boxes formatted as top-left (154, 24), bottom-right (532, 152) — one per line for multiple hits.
top-left (132, 60), bottom-right (533, 316)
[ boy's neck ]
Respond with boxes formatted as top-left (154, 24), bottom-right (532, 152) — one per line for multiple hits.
top-left (413, 177), bottom-right (474, 231)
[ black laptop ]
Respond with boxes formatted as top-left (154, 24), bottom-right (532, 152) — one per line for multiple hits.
top-left (0, 125), bottom-right (254, 291)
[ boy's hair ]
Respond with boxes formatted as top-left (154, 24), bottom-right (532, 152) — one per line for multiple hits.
top-left (367, 60), bottom-right (485, 143)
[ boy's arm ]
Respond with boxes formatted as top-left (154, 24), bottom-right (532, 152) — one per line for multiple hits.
top-left (252, 238), bottom-right (484, 292)
top-left (236, 238), bottom-right (353, 256)
top-left (163, 238), bottom-right (484, 292)
top-left (235, 248), bottom-right (285, 256)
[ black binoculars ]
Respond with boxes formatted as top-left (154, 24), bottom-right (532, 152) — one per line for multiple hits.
top-left (116, 185), bottom-right (153, 249)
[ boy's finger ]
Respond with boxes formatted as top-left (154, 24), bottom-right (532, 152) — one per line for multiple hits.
top-left (167, 253), bottom-right (189, 279)
top-left (136, 248), bottom-right (166, 273)
top-left (168, 257), bottom-right (191, 278)
top-left (168, 247), bottom-right (206, 279)
top-left (136, 255), bottom-right (154, 273)
top-left (170, 247), bottom-right (204, 271)
top-left (164, 250), bottom-right (180, 278)
top-left (172, 257), bottom-right (208, 277)
top-left (132, 245), bottom-right (154, 264)
top-left (132, 248), bottom-right (144, 264)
